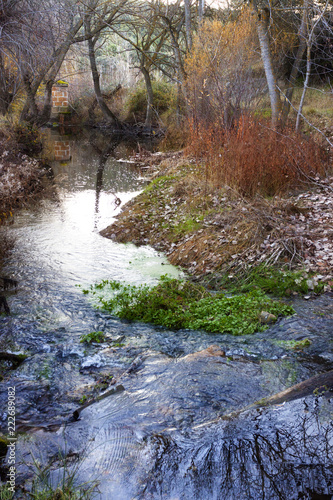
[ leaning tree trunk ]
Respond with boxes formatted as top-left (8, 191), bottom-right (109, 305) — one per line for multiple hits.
top-left (86, 21), bottom-right (123, 128)
top-left (141, 66), bottom-right (154, 129)
top-left (251, 1), bottom-right (281, 128)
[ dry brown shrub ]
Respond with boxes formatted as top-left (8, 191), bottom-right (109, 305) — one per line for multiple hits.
top-left (187, 115), bottom-right (328, 197)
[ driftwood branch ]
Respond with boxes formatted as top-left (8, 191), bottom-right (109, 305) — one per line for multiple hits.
top-left (72, 384), bottom-right (125, 421)
top-left (194, 370), bottom-right (333, 430)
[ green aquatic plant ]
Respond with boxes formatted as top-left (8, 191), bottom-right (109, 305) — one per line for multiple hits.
top-left (219, 265), bottom-right (324, 297)
top-left (79, 395), bottom-right (88, 405)
top-left (85, 276), bottom-right (294, 335)
top-left (79, 331), bottom-right (105, 344)
top-left (36, 361), bottom-right (51, 380)
top-left (273, 338), bottom-right (312, 350)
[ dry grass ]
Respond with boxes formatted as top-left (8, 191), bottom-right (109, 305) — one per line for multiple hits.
top-left (187, 116), bottom-right (328, 197)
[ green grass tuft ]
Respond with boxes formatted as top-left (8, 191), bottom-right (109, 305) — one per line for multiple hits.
top-left (273, 338), bottom-right (312, 350)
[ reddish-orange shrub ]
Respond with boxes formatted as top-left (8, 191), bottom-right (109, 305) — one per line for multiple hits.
top-left (187, 116), bottom-right (328, 197)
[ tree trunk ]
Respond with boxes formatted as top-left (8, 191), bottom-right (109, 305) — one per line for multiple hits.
top-left (162, 16), bottom-right (187, 85)
top-left (88, 84), bottom-right (122, 122)
top-left (0, 52), bottom-right (13, 115)
top-left (295, 1), bottom-right (327, 132)
top-left (141, 66), bottom-right (154, 129)
top-left (296, 42), bottom-right (311, 131)
top-left (251, 1), bottom-right (281, 128)
top-left (87, 30), bottom-right (123, 128)
top-left (20, 77), bottom-right (40, 122)
top-left (21, 75), bottom-right (39, 121)
top-left (184, 0), bottom-right (192, 51)
top-left (198, 0), bottom-right (205, 25)
top-left (281, 0), bottom-right (310, 126)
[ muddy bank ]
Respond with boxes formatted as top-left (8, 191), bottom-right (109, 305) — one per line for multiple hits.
top-left (100, 152), bottom-right (333, 286)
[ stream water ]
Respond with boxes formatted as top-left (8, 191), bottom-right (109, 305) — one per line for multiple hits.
top-left (1, 129), bottom-right (333, 499)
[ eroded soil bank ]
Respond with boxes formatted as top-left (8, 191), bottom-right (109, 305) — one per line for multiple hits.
top-left (101, 152), bottom-right (333, 288)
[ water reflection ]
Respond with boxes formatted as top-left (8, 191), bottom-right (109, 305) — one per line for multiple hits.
top-left (144, 396), bottom-right (333, 499)
top-left (3, 129), bottom-right (179, 329)
top-left (88, 131), bottom-right (122, 227)
top-left (53, 137), bottom-right (71, 162)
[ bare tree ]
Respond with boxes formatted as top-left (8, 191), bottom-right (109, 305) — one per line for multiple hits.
top-left (84, 0), bottom-right (128, 127)
top-left (295, 0), bottom-right (331, 131)
top-left (14, 0), bottom-right (132, 125)
top-left (250, 0), bottom-right (282, 128)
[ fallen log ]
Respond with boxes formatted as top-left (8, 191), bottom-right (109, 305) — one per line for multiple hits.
top-left (252, 369), bottom-right (333, 407)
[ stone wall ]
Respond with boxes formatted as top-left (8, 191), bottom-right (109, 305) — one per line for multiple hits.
top-left (52, 82), bottom-right (69, 114)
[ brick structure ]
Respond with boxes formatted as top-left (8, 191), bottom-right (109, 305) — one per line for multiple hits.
top-left (52, 82), bottom-right (69, 114)
top-left (54, 139), bottom-right (71, 161)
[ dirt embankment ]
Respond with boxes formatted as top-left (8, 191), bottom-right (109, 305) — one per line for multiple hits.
top-left (100, 151), bottom-right (333, 288)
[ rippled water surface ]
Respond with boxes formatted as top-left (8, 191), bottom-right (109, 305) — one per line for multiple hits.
top-left (1, 130), bottom-right (333, 499)
top-left (2, 131), bottom-right (178, 333)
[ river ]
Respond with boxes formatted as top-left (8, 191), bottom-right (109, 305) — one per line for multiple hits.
top-left (0, 129), bottom-right (333, 499)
